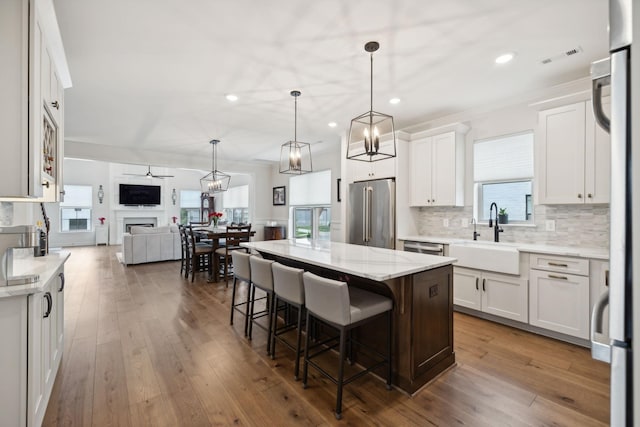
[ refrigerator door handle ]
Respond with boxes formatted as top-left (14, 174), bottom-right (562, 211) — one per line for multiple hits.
top-left (362, 186), bottom-right (368, 242)
top-left (367, 187), bottom-right (373, 242)
top-left (592, 78), bottom-right (611, 133)
top-left (590, 289), bottom-right (611, 363)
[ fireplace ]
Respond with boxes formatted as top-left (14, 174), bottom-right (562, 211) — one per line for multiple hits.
top-left (124, 223), bottom-right (155, 233)
top-left (114, 211), bottom-right (163, 244)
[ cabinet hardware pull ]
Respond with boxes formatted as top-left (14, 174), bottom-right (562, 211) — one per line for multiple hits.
top-left (605, 270), bottom-right (609, 287)
top-left (42, 181), bottom-right (50, 188)
top-left (475, 278), bottom-right (479, 290)
top-left (548, 262), bottom-right (568, 267)
top-left (482, 278), bottom-right (486, 291)
top-left (577, 193), bottom-right (582, 198)
top-left (51, 100), bottom-right (59, 109)
top-left (548, 274), bottom-right (568, 280)
top-left (587, 193), bottom-right (593, 198)
top-left (58, 272), bottom-right (65, 292)
top-left (44, 292), bottom-right (52, 318)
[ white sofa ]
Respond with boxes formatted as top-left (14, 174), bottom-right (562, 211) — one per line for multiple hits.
top-left (122, 225), bottom-right (181, 265)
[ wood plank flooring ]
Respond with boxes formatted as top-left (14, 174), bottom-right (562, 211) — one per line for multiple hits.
top-left (43, 246), bottom-right (610, 426)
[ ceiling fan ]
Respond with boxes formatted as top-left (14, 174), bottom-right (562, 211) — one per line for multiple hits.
top-left (123, 165), bottom-right (174, 179)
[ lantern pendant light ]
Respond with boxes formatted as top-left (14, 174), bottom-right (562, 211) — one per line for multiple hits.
top-left (200, 139), bottom-right (231, 194)
top-left (279, 90), bottom-right (312, 174)
top-left (346, 41), bottom-right (396, 162)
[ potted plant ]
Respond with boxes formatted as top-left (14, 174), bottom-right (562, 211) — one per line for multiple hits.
top-left (498, 208), bottom-right (508, 224)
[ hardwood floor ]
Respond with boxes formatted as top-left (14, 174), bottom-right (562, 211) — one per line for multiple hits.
top-left (43, 246), bottom-right (610, 426)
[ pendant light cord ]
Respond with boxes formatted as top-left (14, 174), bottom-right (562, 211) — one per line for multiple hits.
top-left (294, 94), bottom-right (298, 141)
top-left (370, 52), bottom-right (374, 113)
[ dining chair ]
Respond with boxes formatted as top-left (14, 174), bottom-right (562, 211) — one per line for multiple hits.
top-left (301, 272), bottom-right (393, 420)
top-left (178, 224), bottom-right (190, 278)
top-left (187, 224), bottom-right (214, 282)
top-left (214, 224), bottom-right (251, 284)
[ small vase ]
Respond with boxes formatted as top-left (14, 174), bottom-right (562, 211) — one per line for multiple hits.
top-left (498, 214), bottom-right (508, 224)
top-left (212, 219), bottom-right (219, 228)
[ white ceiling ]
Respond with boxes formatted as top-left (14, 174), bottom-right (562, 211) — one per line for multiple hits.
top-left (53, 0), bottom-right (609, 165)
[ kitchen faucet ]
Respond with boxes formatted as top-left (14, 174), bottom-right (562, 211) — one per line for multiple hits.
top-left (471, 218), bottom-right (480, 240)
top-left (488, 202), bottom-right (504, 242)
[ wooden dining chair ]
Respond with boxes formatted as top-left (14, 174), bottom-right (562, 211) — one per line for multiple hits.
top-left (215, 224), bottom-right (251, 284)
top-left (187, 224), bottom-right (214, 282)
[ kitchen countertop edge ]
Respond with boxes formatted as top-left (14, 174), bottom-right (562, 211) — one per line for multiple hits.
top-left (399, 236), bottom-right (609, 260)
top-left (0, 250), bottom-right (71, 298)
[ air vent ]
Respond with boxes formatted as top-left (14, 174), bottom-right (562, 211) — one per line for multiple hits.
top-left (540, 46), bottom-right (583, 65)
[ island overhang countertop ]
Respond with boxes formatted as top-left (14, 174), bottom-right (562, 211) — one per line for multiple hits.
top-left (241, 239), bottom-right (456, 281)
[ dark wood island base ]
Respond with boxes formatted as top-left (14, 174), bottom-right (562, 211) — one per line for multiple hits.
top-left (259, 252), bottom-right (455, 395)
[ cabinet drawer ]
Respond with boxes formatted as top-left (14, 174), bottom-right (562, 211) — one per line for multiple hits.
top-left (529, 253), bottom-right (589, 276)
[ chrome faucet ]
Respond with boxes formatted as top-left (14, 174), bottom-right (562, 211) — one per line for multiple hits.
top-left (471, 218), bottom-right (480, 240)
top-left (488, 202), bottom-right (504, 242)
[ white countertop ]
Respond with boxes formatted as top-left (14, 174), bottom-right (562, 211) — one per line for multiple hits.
top-left (399, 235), bottom-right (609, 260)
top-left (0, 250), bottom-right (71, 298)
top-left (242, 239), bottom-right (456, 281)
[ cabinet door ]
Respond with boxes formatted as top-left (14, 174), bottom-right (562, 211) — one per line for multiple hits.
top-left (431, 132), bottom-right (457, 206)
top-left (370, 140), bottom-right (396, 179)
top-left (0, 296), bottom-right (28, 427)
top-left (481, 272), bottom-right (528, 323)
top-left (538, 102), bottom-right (586, 204)
top-left (28, 291), bottom-right (48, 427)
top-left (529, 269), bottom-right (590, 338)
top-left (351, 160), bottom-right (372, 182)
top-left (409, 138), bottom-right (432, 206)
top-left (452, 267), bottom-right (481, 310)
top-left (53, 271), bottom-right (65, 368)
top-left (585, 97), bottom-right (610, 204)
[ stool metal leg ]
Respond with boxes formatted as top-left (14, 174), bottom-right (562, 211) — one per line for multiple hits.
top-left (248, 285), bottom-right (256, 340)
top-left (335, 326), bottom-right (346, 420)
top-left (244, 283), bottom-right (252, 336)
top-left (230, 276), bottom-right (238, 325)
top-left (387, 310), bottom-right (392, 390)
top-left (302, 311), bottom-right (311, 389)
top-left (294, 305), bottom-right (304, 380)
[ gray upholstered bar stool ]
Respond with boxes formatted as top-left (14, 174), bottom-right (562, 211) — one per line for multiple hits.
top-left (230, 251), bottom-right (252, 336)
top-left (248, 256), bottom-right (275, 354)
top-left (301, 271), bottom-right (393, 420)
top-left (270, 262), bottom-right (305, 379)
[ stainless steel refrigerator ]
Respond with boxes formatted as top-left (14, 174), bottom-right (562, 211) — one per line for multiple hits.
top-left (590, 1), bottom-right (636, 424)
top-left (348, 179), bottom-right (395, 249)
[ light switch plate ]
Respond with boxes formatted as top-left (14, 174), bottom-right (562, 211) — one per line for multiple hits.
top-left (545, 220), bottom-right (556, 231)
top-left (443, 218), bottom-right (449, 228)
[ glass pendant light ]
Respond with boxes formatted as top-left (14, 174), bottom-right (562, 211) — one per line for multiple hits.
top-left (346, 41), bottom-right (396, 162)
top-left (279, 90), bottom-right (312, 174)
top-left (200, 139), bottom-right (231, 194)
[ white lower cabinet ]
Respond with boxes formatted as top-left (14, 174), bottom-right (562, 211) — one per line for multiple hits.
top-left (453, 267), bottom-right (528, 323)
top-left (0, 265), bottom-right (64, 427)
top-left (528, 254), bottom-right (590, 339)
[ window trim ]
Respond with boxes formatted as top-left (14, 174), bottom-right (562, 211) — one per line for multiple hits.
top-left (474, 179), bottom-right (534, 225)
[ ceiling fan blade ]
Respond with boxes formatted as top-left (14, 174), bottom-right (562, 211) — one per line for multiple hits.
top-left (152, 174), bottom-right (174, 178)
top-left (123, 173), bottom-right (147, 176)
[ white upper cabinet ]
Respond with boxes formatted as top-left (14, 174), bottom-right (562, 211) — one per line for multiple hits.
top-left (409, 124), bottom-right (468, 207)
top-left (537, 99), bottom-right (610, 205)
top-left (350, 139), bottom-right (396, 182)
top-left (0, 0), bottom-right (69, 201)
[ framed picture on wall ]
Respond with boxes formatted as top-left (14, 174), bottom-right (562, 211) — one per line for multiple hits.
top-left (273, 186), bottom-right (286, 206)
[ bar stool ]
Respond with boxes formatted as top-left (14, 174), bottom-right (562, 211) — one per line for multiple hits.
top-left (248, 256), bottom-right (275, 354)
top-left (230, 251), bottom-right (252, 336)
top-left (270, 262), bottom-right (305, 380)
top-left (301, 272), bottom-right (392, 420)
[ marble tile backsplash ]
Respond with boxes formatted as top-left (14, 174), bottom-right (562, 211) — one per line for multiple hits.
top-left (417, 204), bottom-right (609, 249)
top-left (0, 202), bottom-right (13, 226)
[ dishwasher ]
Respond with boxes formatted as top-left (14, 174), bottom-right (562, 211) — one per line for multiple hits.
top-left (403, 240), bottom-right (448, 256)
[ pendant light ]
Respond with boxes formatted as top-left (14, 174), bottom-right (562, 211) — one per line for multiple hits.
top-left (279, 90), bottom-right (312, 174)
top-left (200, 139), bottom-right (231, 194)
top-left (346, 41), bottom-right (396, 162)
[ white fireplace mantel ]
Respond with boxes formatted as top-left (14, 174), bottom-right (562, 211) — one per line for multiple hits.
top-left (113, 208), bottom-right (166, 244)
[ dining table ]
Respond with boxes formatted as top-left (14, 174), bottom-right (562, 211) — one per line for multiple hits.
top-left (193, 226), bottom-right (256, 282)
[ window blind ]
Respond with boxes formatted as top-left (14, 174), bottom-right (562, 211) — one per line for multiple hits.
top-left (289, 170), bottom-right (331, 206)
top-left (222, 185), bottom-right (249, 208)
top-left (60, 185), bottom-right (92, 207)
top-left (180, 190), bottom-right (201, 208)
top-left (473, 131), bottom-right (534, 182)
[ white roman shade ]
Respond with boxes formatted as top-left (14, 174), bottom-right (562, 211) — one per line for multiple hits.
top-left (289, 170), bottom-right (331, 206)
top-left (180, 190), bottom-right (201, 208)
top-left (60, 185), bottom-right (92, 206)
top-left (474, 131), bottom-right (534, 182)
top-left (222, 185), bottom-right (249, 208)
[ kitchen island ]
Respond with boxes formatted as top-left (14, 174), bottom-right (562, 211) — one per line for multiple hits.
top-left (242, 239), bottom-right (456, 394)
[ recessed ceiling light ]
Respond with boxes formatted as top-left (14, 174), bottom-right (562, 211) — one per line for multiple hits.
top-left (389, 97), bottom-right (401, 105)
top-left (495, 52), bottom-right (515, 64)
top-left (328, 122), bottom-right (337, 128)
top-left (225, 94), bottom-right (238, 102)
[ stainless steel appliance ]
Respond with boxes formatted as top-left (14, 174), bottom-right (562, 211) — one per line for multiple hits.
top-left (403, 240), bottom-right (446, 256)
top-left (0, 225), bottom-right (40, 286)
top-left (348, 178), bottom-right (395, 249)
top-left (590, 1), bottom-right (635, 424)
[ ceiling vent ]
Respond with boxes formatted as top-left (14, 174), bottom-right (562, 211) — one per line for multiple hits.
top-left (540, 46), bottom-right (583, 65)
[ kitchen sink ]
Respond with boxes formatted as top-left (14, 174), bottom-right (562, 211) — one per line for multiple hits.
top-left (448, 241), bottom-right (520, 275)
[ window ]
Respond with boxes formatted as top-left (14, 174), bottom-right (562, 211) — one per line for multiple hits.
top-left (221, 185), bottom-right (249, 224)
top-left (180, 190), bottom-right (201, 224)
top-left (474, 131), bottom-right (534, 223)
top-left (60, 185), bottom-right (92, 232)
top-left (290, 170), bottom-right (331, 240)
